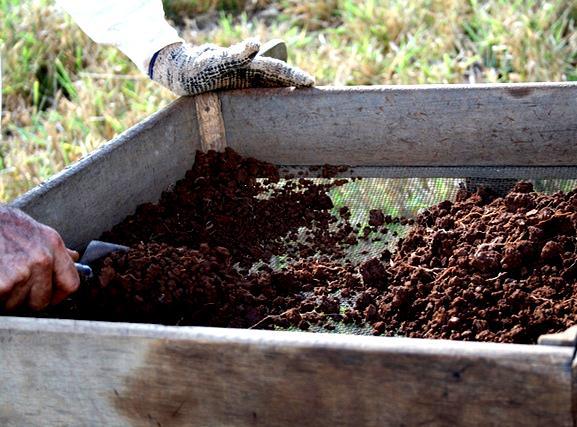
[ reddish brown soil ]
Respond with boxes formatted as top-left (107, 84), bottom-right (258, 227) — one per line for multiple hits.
top-left (371, 182), bottom-right (577, 343)
top-left (100, 149), bottom-right (344, 269)
top-left (49, 149), bottom-right (364, 329)
top-left (41, 149), bottom-right (577, 344)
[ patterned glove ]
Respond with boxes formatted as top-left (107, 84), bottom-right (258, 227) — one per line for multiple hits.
top-left (149, 38), bottom-right (315, 96)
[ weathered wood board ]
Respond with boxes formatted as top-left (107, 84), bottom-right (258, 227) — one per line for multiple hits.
top-left (0, 317), bottom-right (574, 427)
top-left (539, 326), bottom-right (577, 347)
top-left (12, 96), bottom-right (200, 250)
top-left (221, 83), bottom-right (577, 166)
top-left (12, 83), bottom-right (577, 249)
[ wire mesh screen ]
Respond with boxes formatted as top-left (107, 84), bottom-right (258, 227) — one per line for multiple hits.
top-left (265, 171), bottom-right (577, 336)
top-left (324, 175), bottom-right (577, 258)
top-left (287, 177), bottom-right (463, 335)
top-left (328, 176), bottom-right (577, 222)
top-left (322, 178), bottom-right (454, 267)
top-left (295, 175), bottom-right (577, 260)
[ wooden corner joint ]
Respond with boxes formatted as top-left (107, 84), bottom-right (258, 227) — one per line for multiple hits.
top-left (195, 92), bottom-right (227, 153)
top-left (538, 325), bottom-right (577, 347)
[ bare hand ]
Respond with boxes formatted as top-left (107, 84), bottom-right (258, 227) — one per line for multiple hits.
top-left (150, 39), bottom-right (315, 96)
top-left (0, 206), bottom-right (80, 311)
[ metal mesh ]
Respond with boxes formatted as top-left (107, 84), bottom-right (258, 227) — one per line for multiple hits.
top-left (325, 175), bottom-right (577, 262)
top-left (269, 171), bottom-right (577, 335)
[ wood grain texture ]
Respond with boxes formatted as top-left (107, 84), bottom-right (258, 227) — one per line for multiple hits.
top-left (195, 92), bottom-right (227, 152)
top-left (10, 97), bottom-right (199, 251)
top-left (0, 317), bottom-right (574, 427)
top-left (221, 83), bottom-right (577, 166)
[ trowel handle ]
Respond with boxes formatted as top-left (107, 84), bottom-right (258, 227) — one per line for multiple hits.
top-left (75, 263), bottom-right (93, 279)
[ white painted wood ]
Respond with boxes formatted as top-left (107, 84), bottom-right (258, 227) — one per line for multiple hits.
top-left (0, 317), bottom-right (574, 426)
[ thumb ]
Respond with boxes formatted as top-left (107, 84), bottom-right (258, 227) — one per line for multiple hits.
top-left (51, 248), bottom-right (80, 305)
top-left (195, 38), bottom-right (261, 69)
top-left (225, 38), bottom-right (261, 63)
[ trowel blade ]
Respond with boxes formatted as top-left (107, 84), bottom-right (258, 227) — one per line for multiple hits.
top-left (79, 240), bottom-right (129, 265)
top-left (258, 39), bottom-right (288, 62)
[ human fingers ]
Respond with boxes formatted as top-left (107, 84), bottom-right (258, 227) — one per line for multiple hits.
top-left (0, 269), bottom-right (13, 301)
top-left (51, 244), bottom-right (80, 305)
top-left (27, 263), bottom-right (53, 311)
top-left (153, 39), bottom-right (261, 96)
top-left (67, 248), bottom-right (79, 261)
top-left (184, 39), bottom-right (262, 95)
top-left (201, 57), bottom-right (314, 93)
top-left (197, 38), bottom-right (260, 69)
top-left (243, 56), bottom-right (315, 87)
top-left (4, 268), bottom-right (32, 311)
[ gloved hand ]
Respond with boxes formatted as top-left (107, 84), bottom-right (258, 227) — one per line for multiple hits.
top-left (149, 38), bottom-right (315, 96)
top-left (0, 206), bottom-right (80, 311)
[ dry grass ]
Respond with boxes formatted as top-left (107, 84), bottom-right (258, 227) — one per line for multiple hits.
top-left (1, 0), bottom-right (175, 200)
top-left (1, 0), bottom-right (576, 201)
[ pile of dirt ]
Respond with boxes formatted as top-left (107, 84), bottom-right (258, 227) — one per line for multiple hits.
top-left (366, 182), bottom-right (577, 343)
top-left (100, 148), bottom-right (351, 269)
top-left (49, 149), bottom-right (371, 329)
top-left (43, 149), bottom-right (577, 344)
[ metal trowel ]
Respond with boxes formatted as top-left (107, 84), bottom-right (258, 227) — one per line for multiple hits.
top-left (258, 39), bottom-right (288, 61)
top-left (74, 240), bottom-right (129, 279)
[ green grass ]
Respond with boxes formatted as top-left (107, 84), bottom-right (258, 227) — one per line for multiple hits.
top-left (1, 0), bottom-right (576, 201)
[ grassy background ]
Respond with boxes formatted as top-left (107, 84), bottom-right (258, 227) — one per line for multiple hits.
top-left (1, 0), bottom-right (576, 202)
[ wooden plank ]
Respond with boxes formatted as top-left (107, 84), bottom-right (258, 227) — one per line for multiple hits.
top-left (572, 351), bottom-right (577, 424)
top-left (221, 83), bottom-right (577, 166)
top-left (10, 97), bottom-right (199, 251)
top-left (539, 326), bottom-right (577, 347)
top-left (195, 92), bottom-right (227, 152)
top-left (0, 317), bottom-right (573, 426)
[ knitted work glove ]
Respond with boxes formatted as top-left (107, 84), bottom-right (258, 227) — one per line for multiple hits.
top-left (149, 38), bottom-right (314, 96)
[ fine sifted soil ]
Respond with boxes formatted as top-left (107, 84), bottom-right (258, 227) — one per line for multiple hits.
top-left (42, 149), bottom-right (577, 344)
